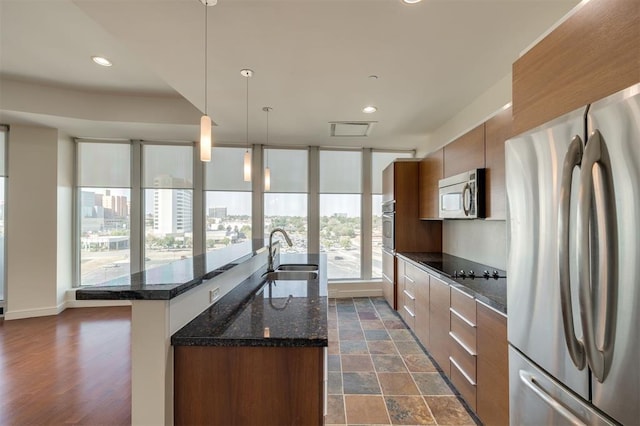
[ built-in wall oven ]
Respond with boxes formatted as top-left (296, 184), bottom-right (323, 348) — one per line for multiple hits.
top-left (382, 200), bottom-right (395, 251)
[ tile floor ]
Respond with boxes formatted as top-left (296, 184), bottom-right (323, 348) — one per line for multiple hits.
top-left (326, 297), bottom-right (479, 426)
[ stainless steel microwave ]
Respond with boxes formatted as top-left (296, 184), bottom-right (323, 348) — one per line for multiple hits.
top-left (438, 169), bottom-right (485, 219)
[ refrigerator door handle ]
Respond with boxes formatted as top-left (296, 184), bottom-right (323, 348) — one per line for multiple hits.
top-left (558, 135), bottom-right (586, 370)
top-left (577, 129), bottom-right (618, 383)
top-left (519, 370), bottom-right (588, 426)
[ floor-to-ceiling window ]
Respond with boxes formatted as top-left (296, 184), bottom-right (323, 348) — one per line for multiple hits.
top-left (77, 141), bottom-right (131, 286)
top-left (320, 149), bottom-right (362, 279)
top-left (264, 148), bottom-right (308, 253)
top-left (205, 147), bottom-right (252, 252)
top-left (0, 127), bottom-right (7, 303)
top-left (142, 143), bottom-right (194, 269)
top-left (371, 151), bottom-right (413, 278)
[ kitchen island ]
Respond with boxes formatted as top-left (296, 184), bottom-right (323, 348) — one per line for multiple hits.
top-left (172, 253), bottom-right (328, 425)
top-left (75, 240), bottom-right (305, 426)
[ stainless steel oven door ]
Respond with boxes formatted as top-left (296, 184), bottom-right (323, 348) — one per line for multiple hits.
top-left (382, 213), bottom-right (394, 251)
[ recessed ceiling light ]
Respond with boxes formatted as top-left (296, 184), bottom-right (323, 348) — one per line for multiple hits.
top-left (402, 0), bottom-right (422, 3)
top-left (91, 56), bottom-right (112, 67)
top-left (363, 106), bottom-right (378, 114)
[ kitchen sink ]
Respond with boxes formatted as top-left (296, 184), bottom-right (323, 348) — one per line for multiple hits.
top-left (263, 270), bottom-right (318, 281)
top-left (276, 263), bottom-right (319, 272)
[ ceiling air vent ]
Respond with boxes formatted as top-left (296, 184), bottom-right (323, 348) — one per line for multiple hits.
top-left (329, 121), bottom-right (376, 137)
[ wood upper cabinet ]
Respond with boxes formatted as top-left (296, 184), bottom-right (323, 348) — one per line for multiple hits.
top-left (443, 124), bottom-right (485, 178)
top-left (384, 161), bottom-right (442, 253)
top-left (513, 0), bottom-right (640, 135)
top-left (419, 148), bottom-right (443, 220)
top-left (484, 106), bottom-right (512, 220)
top-left (476, 301), bottom-right (509, 426)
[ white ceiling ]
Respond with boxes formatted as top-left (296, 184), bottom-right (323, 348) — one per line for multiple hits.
top-left (0, 0), bottom-right (579, 151)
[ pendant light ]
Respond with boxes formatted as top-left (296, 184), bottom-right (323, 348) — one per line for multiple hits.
top-left (241, 69), bottom-right (253, 182)
top-left (200, 0), bottom-right (216, 162)
top-left (263, 106), bottom-right (272, 191)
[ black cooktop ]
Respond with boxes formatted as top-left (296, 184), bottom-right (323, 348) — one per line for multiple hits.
top-left (416, 253), bottom-right (506, 282)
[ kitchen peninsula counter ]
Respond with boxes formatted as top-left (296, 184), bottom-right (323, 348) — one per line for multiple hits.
top-left (397, 252), bottom-right (507, 314)
top-left (172, 253), bottom-right (328, 348)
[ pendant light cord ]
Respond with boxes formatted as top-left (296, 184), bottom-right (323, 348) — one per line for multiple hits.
top-left (245, 75), bottom-right (249, 152)
top-left (266, 108), bottom-right (269, 164)
top-left (204, 4), bottom-right (208, 116)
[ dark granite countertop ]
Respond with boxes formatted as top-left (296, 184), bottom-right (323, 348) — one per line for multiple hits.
top-left (397, 252), bottom-right (507, 315)
top-left (76, 240), bottom-right (266, 301)
top-left (171, 253), bottom-right (328, 348)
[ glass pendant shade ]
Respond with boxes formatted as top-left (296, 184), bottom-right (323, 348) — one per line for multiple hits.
top-left (264, 166), bottom-right (271, 191)
top-left (243, 150), bottom-right (251, 181)
top-left (200, 115), bottom-right (212, 162)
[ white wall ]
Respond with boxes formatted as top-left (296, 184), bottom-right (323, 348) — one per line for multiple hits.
top-left (442, 220), bottom-right (506, 270)
top-left (6, 125), bottom-right (60, 318)
top-left (56, 133), bottom-right (74, 306)
top-left (420, 73), bottom-right (511, 270)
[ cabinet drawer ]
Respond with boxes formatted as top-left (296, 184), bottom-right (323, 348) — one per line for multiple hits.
top-left (450, 287), bottom-right (476, 325)
top-left (401, 300), bottom-right (415, 329)
top-left (450, 309), bottom-right (476, 352)
top-left (403, 273), bottom-right (416, 299)
top-left (450, 356), bottom-right (477, 411)
top-left (404, 261), bottom-right (421, 282)
top-left (449, 332), bottom-right (476, 382)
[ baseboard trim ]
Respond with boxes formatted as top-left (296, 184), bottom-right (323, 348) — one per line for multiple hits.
top-left (4, 306), bottom-right (61, 320)
top-left (65, 299), bottom-right (132, 309)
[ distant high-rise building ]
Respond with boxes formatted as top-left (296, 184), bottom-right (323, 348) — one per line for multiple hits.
top-left (209, 207), bottom-right (227, 219)
top-left (153, 175), bottom-right (192, 235)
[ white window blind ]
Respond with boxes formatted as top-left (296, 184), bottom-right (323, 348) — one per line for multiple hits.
top-left (320, 150), bottom-right (362, 194)
top-left (77, 142), bottom-right (130, 188)
top-left (143, 144), bottom-right (193, 189)
top-left (265, 148), bottom-right (307, 193)
top-left (205, 147), bottom-right (251, 191)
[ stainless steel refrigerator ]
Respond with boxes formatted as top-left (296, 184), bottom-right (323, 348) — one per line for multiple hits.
top-left (506, 83), bottom-right (640, 426)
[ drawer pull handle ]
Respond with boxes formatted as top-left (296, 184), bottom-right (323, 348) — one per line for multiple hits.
top-left (450, 356), bottom-right (476, 386)
top-left (403, 289), bottom-right (416, 300)
top-left (449, 331), bottom-right (477, 356)
top-left (450, 307), bottom-right (476, 328)
top-left (381, 272), bottom-right (393, 283)
top-left (403, 305), bottom-right (415, 318)
top-left (405, 275), bottom-right (415, 283)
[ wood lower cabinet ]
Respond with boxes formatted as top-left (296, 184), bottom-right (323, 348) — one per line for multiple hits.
top-left (476, 301), bottom-right (509, 426)
top-left (382, 249), bottom-right (396, 309)
top-left (449, 287), bottom-right (477, 411)
top-left (175, 345), bottom-right (324, 426)
top-left (413, 267), bottom-right (430, 346)
top-left (419, 149), bottom-right (443, 219)
top-left (429, 275), bottom-right (450, 376)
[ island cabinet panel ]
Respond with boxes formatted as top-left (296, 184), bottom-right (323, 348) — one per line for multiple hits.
top-left (484, 106), bottom-right (511, 220)
top-left (419, 148), bottom-right (444, 220)
top-left (175, 346), bottom-right (324, 426)
top-left (443, 124), bottom-right (485, 178)
top-left (476, 301), bottom-right (509, 426)
top-left (512, 0), bottom-right (640, 135)
top-left (428, 276), bottom-right (451, 376)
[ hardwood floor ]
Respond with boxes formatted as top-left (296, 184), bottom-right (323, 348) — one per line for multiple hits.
top-left (0, 307), bottom-right (131, 425)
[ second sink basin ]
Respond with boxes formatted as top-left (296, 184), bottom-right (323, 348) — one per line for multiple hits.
top-left (264, 271), bottom-right (318, 281)
top-left (276, 263), bottom-right (319, 272)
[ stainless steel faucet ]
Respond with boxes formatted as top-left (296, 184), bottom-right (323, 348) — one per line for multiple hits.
top-left (267, 228), bottom-right (293, 272)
